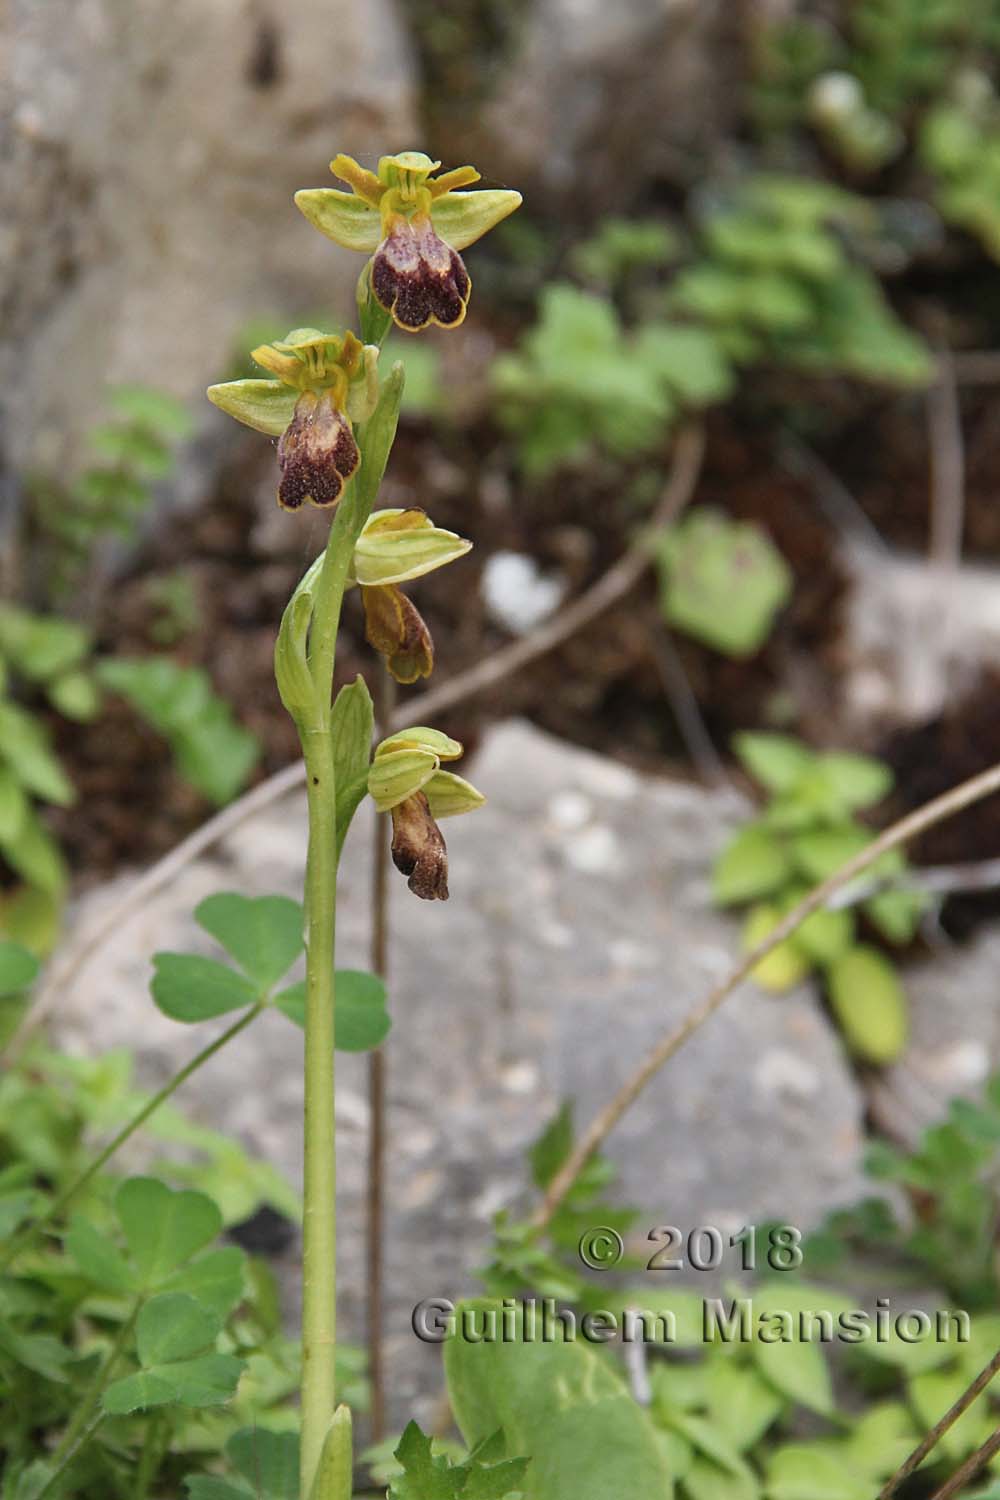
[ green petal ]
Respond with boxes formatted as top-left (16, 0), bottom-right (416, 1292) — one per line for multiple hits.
top-left (353, 525), bottom-right (471, 586)
top-left (294, 188), bottom-right (382, 252)
top-left (206, 380), bottom-right (298, 436)
top-left (424, 770), bottom-right (485, 819)
top-left (430, 189), bottom-right (522, 250)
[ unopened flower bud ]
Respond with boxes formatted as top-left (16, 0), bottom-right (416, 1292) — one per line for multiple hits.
top-left (375, 727), bottom-right (463, 762)
top-left (362, 583), bottom-right (434, 684)
top-left (390, 791), bottom-right (449, 900)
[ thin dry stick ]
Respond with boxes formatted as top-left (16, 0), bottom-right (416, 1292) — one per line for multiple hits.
top-left (929, 1422), bottom-right (1000, 1500)
top-left (880, 1345), bottom-right (1000, 1500)
top-left (6, 424), bottom-right (705, 1062)
top-left (366, 671), bottom-right (395, 1442)
top-left (647, 622), bottom-right (728, 787)
top-left (534, 756), bottom-right (1000, 1230)
top-left (928, 347), bottom-right (965, 570)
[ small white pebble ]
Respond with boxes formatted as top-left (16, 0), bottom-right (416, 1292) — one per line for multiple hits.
top-left (564, 825), bottom-right (624, 876)
top-left (548, 791), bottom-right (593, 830)
top-left (500, 1060), bottom-right (540, 1095)
top-left (481, 551), bottom-right (566, 635)
top-left (753, 1049), bottom-right (820, 1100)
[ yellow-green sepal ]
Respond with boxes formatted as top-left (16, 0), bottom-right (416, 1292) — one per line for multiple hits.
top-left (353, 511), bottom-right (472, 585)
top-left (424, 770), bottom-right (485, 819)
top-left (376, 727), bottom-right (463, 762)
top-left (295, 188), bottom-right (382, 251)
top-left (309, 1404), bottom-right (353, 1500)
top-left (207, 379), bottom-right (299, 435)
top-left (430, 189), bottom-right (523, 250)
top-left (368, 748), bottom-right (439, 812)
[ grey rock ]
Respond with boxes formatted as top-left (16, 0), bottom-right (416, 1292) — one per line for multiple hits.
top-left (2, 0), bottom-right (416, 473)
top-left (873, 930), bottom-right (1000, 1143)
top-left (476, 0), bottom-right (727, 205)
top-left (52, 720), bottom-right (867, 1431)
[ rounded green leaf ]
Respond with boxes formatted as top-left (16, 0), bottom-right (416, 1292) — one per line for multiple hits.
top-left (444, 1296), bottom-right (673, 1500)
top-left (713, 825), bottom-right (791, 905)
top-left (116, 1177), bottom-right (223, 1284)
top-left (137, 1291), bottom-right (221, 1365)
top-left (743, 905), bottom-right (811, 993)
top-left (274, 969), bottom-right (390, 1052)
top-left (151, 952), bottom-right (259, 1022)
top-left (826, 945), bottom-right (908, 1063)
top-left (732, 733), bottom-right (813, 793)
top-left (194, 892), bottom-right (304, 990)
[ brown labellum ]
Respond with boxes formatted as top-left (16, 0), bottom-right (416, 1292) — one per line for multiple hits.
top-left (390, 791), bottom-right (449, 900)
top-left (371, 214), bottom-right (471, 332)
top-left (277, 389), bottom-right (360, 511)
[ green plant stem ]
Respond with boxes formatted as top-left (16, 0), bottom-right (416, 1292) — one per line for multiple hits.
top-left (298, 474), bottom-right (369, 1497)
top-left (0, 1003), bottom-right (264, 1273)
top-left (299, 724), bottom-right (340, 1499)
top-left (50, 1301), bottom-right (140, 1472)
top-left (37, 1414), bottom-right (106, 1500)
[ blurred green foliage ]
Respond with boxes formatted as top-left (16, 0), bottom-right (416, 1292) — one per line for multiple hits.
top-left (0, 1043), bottom-right (367, 1499)
top-left (30, 386), bottom-right (192, 601)
top-left (713, 733), bottom-right (923, 1062)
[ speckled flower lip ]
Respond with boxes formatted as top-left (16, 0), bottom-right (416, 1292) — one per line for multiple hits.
top-left (276, 390), bottom-right (360, 510)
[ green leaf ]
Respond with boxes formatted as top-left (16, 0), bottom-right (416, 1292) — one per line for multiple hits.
top-left (47, 669), bottom-right (101, 722)
top-left (713, 824), bottom-right (791, 905)
top-left (0, 807), bottom-right (68, 896)
top-left (331, 676), bottom-right (374, 849)
top-left (274, 969), bottom-right (390, 1052)
top-left (159, 1246), bottom-right (246, 1318)
top-left (137, 1290), bottom-right (221, 1364)
top-left (65, 1215), bottom-right (136, 1294)
top-left (529, 1103), bottom-right (573, 1191)
top-left (743, 904), bottom-right (811, 992)
top-left (765, 1444), bottom-right (868, 1500)
top-left (683, 1457), bottom-right (759, 1500)
top-left (842, 1403), bottom-right (916, 1481)
top-left (0, 941), bottom-right (39, 997)
top-left (863, 887), bottom-right (925, 945)
top-left (97, 657), bottom-right (259, 805)
top-left (791, 826), bottom-right (870, 882)
top-left (389, 1421), bottom-right (530, 1499)
top-left (633, 324), bottom-right (734, 406)
top-left (826, 945), bottom-right (908, 1063)
top-left (116, 1177), bottom-right (223, 1285)
top-left (817, 751), bottom-right (893, 810)
top-left (656, 510), bottom-right (792, 657)
top-left (227, 1426), bottom-right (299, 1500)
top-left (103, 1293), bottom-right (243, 1413)
top-left (745, 1285), bottom-right (841, 1417)
top-left (704, 1359), bottom-right (783, 1452)
top-left (110, 384), bottom-right (194, 437)
top-left (151, 952), bottom-right (260, 1022)
top-left (910, 1368), bottom-right (987, 1461)
top-left (185, 1480), bottom-right (254, 1500)
top-left (732, 733), bottom-right (814, 792)
top-left (0, 606), bottom-right (90, 680)
top-left (0, 702), bottom-right (75, 805)
top-left (0, 768), bottom-right (28, 843)
top-left (195, 892), bottom-right (303, 990)
top-left (794, 905), bottom-right (854, 964)
top-left (444, 1297), bottom-right (673, 1500)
